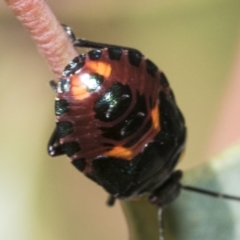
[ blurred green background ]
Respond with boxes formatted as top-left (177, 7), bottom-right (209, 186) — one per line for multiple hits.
top-left (0, 0), bottom-right (240, 239)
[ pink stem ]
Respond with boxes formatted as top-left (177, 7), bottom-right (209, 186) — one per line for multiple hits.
top-left (207, 35), bottom-right (240, 156)
top-left (5, 0), bottom-right (78, 77)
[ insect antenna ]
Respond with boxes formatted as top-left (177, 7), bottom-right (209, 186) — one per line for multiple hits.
top-left (181, 185), bottom-right (240, 201)
top-left (158, 207), bottom-right (165, 240)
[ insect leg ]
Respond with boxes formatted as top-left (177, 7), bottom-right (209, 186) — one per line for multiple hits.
top-left (61, 24), bottom-right (142, 53)
top-left (149, 170), bottom-right (182, 207)
top-left (106, 195), bottom-right (116, 206)
top-left (49, 80), bottom-right (58, 92)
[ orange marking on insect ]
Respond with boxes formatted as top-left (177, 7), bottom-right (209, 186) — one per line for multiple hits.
top-left (151, 104), bottom-right (160, 131)
top-left (105, 146), bottom-right (133, 160)
top-left (86, 61), bottom-right (111, 78)
top-left (70, 74), bottom-right (89, 100)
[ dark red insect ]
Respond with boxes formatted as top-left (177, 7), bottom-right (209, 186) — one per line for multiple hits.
top-left (46, 24), bottom-right (240, 240)
top-left (48, 25), bottom-right (186, 206)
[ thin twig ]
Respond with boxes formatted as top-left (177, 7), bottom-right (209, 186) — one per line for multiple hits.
top-left (4, 0), bottom-right (77, 77)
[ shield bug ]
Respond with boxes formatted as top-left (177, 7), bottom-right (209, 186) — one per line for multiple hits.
top-left (48, 25), bottom-right (240, 239)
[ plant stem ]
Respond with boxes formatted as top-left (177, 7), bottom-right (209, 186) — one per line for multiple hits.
top-left (121, 197), bottom-right (159, 240)
top-left (4, 0), bottom-right (77, 77)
